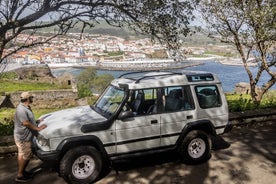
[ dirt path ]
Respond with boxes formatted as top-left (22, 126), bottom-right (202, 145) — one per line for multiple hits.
top-left (0, 121), bottom-right (275, 184)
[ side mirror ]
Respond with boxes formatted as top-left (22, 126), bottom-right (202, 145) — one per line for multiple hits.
top-left (118, 110), bottom-right (134, 120)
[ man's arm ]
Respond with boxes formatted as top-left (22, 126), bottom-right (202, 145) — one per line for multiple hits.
top-left (22, 120), bottom-right (47, 131)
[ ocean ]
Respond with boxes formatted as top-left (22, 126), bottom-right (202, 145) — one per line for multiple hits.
top-left (51, 61), bottom-right (276, 92)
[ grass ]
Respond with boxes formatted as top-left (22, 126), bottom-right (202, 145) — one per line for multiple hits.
top-left (0, 71), bottom-right (71, 93)
top-left (0, 79), bottom-right (70, 93)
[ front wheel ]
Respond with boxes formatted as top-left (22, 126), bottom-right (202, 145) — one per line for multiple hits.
top-left (178, 130), bottom-right (211, 165)
top-left (60, 146), bottom-right (102, 184)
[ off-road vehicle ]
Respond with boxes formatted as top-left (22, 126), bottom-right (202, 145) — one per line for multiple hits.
top-left (34, 70), bottom-right (231, 183)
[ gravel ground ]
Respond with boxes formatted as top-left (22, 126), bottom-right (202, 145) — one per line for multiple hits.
top-left (0, 121), bottom-right (275, 184)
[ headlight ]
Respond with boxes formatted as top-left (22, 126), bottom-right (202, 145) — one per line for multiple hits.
top-left (36, 134), bottom-right (50, 151)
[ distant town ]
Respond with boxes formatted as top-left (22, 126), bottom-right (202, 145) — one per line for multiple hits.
top-left (2, 32), bottom-right (256, 71)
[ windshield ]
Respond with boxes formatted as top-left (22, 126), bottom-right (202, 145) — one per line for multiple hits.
top-left (93, 85), bottom-right (125, 118)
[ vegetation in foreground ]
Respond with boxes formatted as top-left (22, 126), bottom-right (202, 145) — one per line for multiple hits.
top-left (226, 91), bottom-right (276, 112)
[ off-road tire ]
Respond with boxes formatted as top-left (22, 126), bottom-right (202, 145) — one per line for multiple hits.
top-left (178, 130), bottom-right (211, 165)
top-left (60, 146), bottom-right (102, 184)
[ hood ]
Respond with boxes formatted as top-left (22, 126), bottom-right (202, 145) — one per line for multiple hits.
top-left (38, 105), bottom-right (107, 138)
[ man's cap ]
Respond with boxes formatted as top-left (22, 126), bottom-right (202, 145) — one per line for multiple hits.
top-left (20, 92), bottom-right (34, 99)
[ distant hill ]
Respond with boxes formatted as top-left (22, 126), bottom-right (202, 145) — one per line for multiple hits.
top-left (35, 20), bottom-right (219, 45)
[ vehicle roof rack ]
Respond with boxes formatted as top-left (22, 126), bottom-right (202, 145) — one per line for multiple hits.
top-left (118, 70), bottom-right (182, 84)
top-left (134, 73), bottom-right (182, 83)
top-left (118, 71), bottom-right (151, 78)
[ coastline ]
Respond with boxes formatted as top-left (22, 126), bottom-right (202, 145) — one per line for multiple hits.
top-left (46, 59), bottom-right (205, 71)
top-left (1, 56), bottom-right (256, 73)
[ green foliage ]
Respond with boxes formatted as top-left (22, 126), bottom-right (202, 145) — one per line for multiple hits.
top-left (0, 108), bottom-right (14, 136)
top-left (77, 83), bottom-right (93, 98)
top-left (0, 71), bottom-right (18, 79)
top-left (226, 94), bottom-right (255, 112)
top-left (0, 121), bottom-right (14, 136)
top-left (226, 92), bottom-right (276, 112)
top-left (104, 51), bottom-right (124, 57)
top-left (76, 67), bottom-right (97, 85)
top-left (76, 67), bottom-right (97, 98)
top-left (0, 80), bottom-right (70, 93)
top-left (92, 74), bottom-right (114, 94)
top-left (76, 67), bottom-right (114, 98)
top-left (259, 91), bottom-right (276, 109)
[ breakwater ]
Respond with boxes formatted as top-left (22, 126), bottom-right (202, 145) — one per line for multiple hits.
top-left (54, 60), bottom-right (203, 71)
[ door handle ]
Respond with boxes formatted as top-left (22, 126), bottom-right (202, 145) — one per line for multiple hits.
top-left (151, 120), bottom-right (158, 124)
top-left (187, 115), bottom-right (193, 120)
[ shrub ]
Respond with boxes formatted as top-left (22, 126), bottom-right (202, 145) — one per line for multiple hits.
top-left (0, 108), bottom-right (14, 136)
top-left (226, 92), bottom-right (276, 112)
top-left (76, 67), bottom-right (113, 97)
top-left (0, 121), bottom-right (14, 136)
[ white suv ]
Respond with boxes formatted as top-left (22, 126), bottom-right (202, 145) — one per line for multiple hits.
top-left (34, 70), bottom-right (231, 183)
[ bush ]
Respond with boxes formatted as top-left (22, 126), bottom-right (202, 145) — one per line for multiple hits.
top-left (226, 94), bottom-right (254, 112)
top-left (76, 67), bottom-right (113, 97)
top-left (226, 92), bottom-right (276, 112)
top-left (0, 108), bottom-right (14, 136)
top-left (0, 121), bottom-right (14, 136)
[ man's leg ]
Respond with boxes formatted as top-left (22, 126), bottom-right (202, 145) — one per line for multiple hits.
top-left (15, 140), bottom-right (33, 182)
top-left (17, 155), bottom-right (30, 177)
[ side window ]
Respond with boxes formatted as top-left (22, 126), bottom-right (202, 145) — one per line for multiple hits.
top-left (144, 89), bottom-right (156, 100)
top-left (195, 85), bottom-right (222, 109)
top-left (164, 86), bottom-right (195, 112)
top-left (130, 90), bottom-right (146, 115)
top-left (130, 89), bottom-right (157, 115)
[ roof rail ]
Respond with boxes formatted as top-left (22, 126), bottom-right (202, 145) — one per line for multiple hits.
top-left (118, 70), bottom-right (184, 83)
top-left (118, 71), bottom-right (152, 78)
top-left (119, 70), bottom-right (182, 78)
top-left (134, 72), bottom-right (182, 83)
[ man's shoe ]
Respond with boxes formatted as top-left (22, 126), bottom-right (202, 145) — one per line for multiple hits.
top-left (15, 175), bottom-right (32, 183)
top-left (23, 170), bottom-right (34, 178)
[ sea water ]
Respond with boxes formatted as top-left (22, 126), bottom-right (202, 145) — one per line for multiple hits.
top-left (51, 61), bottom-right (276, 92)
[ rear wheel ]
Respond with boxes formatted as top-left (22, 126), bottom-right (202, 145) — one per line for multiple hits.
top-left (178, 130), bottom-right (211, 164)
top-left (60, 146), bottom-right (102, 184)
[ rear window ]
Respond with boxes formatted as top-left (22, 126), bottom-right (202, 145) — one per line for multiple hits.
top-left (195, 85), bottom-right (222, 109)
top-left (187, 74), bottom-right (214, 82)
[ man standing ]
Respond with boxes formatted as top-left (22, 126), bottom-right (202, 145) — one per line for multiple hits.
top-left (14, 92), bottom-right (47, 182)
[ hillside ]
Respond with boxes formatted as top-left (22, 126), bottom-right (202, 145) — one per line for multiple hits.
top-left (36, 20), bottom-right (219, 45)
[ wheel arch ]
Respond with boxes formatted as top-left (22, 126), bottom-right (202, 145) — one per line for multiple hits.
top-left (176, 120), bottom-right (216, 146)
top-left (56, 135), bottom-right (109, 160)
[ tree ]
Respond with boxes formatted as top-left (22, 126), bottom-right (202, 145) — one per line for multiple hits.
top-left (0, 0), bottom-right (198, 71)
top-left (200, 0), bottom-right (276, 105)
top-left (76, 67), bottom-right (97, 97)
top-left (76, 67), bottom-right (113, 97)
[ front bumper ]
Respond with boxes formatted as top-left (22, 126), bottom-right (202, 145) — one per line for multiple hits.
top-left (223, 121), bottom-right (232, 134)
top-left (34, 149), bottom-right (60, 161)
top-left (32, 141), bottom-right (60, 161)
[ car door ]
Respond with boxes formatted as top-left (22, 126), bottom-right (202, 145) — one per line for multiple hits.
top-left (160, 86), bottom-right (196, 147)
top-left (114, 89), bottom-right (161, 154)
top-left (114, 114), bottom-right (161, 153)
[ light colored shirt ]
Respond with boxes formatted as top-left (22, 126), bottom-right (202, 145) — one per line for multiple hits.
top-left (14, 103), bottom-right (36, 141)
